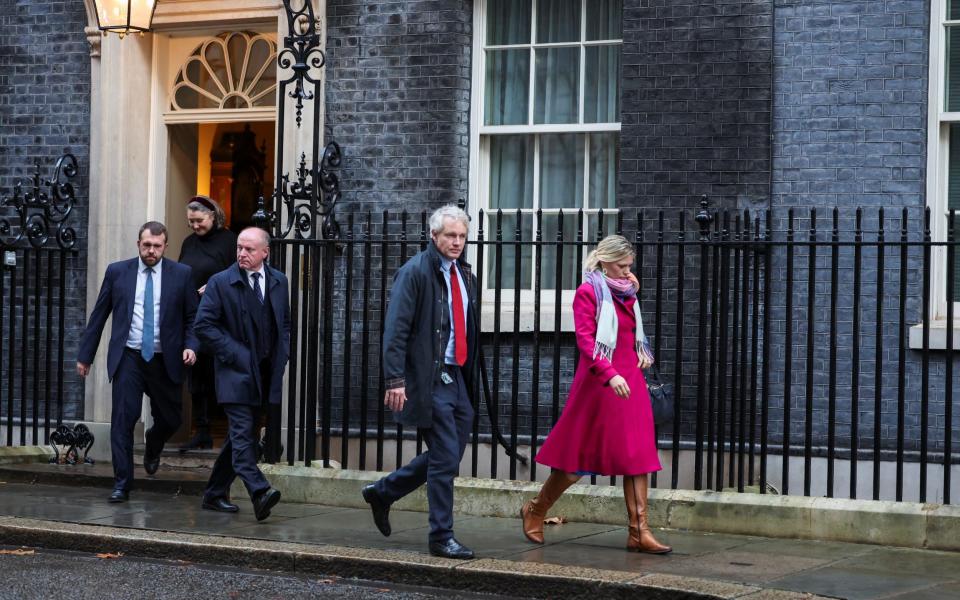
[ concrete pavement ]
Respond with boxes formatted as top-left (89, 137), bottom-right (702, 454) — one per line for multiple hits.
top-left (0, 479), bottom-right (958, 599)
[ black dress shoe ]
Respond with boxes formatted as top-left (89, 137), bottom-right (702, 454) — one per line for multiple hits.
top-left (143, 449), bottom-right (160, 475)
top-left (108, 489), bottom-right (129, 503)
top-left (428, 538), bottom-right (474, 560)
top-left (361, 484), bottom-right (391, 537)
top-left (202, 497), bottom-right (239, 513)
top-left (252, 487), bottom-right (281, 521)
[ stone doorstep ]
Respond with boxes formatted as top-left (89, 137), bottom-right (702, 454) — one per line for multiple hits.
top-left (3, 447), bottom-right (957, 553)
top-left (245, 464), bottom-right (960, 553)
top-left (0, 516), bottom-right (831, 600)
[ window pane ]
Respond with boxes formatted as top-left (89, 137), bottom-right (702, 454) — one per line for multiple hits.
top-left (949, 27), bottom-right (960, 112)
top-left (536, 0), bottom-right (581, 43)
top-left (540, 133), bottom-right (584, 209)
top-left (949, 125), bottom-right (960, 301)
top-left (486, 212), bottom-right (533, 290)
top-left (585, 0), bottom-right (622, 40)
top-left (589, 133), bottom-right (619, 209)
top-left (487, 0), bottom-right (532, 45)
top-left (534, 48), bottom-right (579, 124)
top-left (485, 50), bottom-right (531, 125)
top-left (540, 213), bottom-right (580, 290)
top-left (950, 0), bottom-right (960, 20)
top-left (489, 135), bottom-right (534, 210)
top-left (584, 45), bottom-right (621, 123)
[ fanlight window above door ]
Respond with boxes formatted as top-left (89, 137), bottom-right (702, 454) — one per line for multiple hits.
top-left (171, 32), bottom-right (278, 111)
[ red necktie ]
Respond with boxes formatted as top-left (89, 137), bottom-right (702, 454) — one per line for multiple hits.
top-left (450, 264), bottom-right (467, 366)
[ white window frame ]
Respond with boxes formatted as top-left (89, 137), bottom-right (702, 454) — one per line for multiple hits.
top-left (918, 0), bottom-right (960, 348)
top-left (468, 0), bottom-right (622, 331)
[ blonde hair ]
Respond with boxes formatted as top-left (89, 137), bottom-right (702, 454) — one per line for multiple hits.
top-left (584, 234), bottom-right (635, 273)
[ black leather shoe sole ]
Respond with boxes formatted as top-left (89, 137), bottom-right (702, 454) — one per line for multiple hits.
top-left (108, 490), bottom-right (128, 503)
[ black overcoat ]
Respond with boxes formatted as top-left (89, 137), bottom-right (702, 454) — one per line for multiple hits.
top-left (383, 242), bottom-right (479, 428)
top-left (194, 262), bottom-right (291, 406)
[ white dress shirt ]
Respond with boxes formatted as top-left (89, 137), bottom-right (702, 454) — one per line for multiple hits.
top-left (126, 258), bottom-right (163, 353)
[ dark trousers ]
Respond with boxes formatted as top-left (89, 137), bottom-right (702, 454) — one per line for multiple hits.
top-left (375, 367), bottom-right (474, 543)
top-left (203, 363), bottom-right (272, 501)
top-left (111, 348), bottom-right (182, 492)
top-left (203, 404), bottom-right (270, 501)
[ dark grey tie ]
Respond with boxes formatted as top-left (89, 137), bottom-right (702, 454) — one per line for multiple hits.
top-left (252, 272), bottom-right (264, 304)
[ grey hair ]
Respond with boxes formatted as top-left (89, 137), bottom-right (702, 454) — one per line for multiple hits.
top-left (583, 235), bottom-right (635, 273)
top-left (429, 205), bottom-right (470, 234)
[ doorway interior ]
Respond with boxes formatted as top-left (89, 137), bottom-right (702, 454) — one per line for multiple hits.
top-left (165, 119), bottom-right (276, 447)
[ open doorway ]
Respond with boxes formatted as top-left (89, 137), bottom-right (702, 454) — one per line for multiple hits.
top-left (165, 120), bottom-right (276, 448)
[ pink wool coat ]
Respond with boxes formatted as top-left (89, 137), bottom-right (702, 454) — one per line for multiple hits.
top-left (534, 282), bottom-right (662, 476)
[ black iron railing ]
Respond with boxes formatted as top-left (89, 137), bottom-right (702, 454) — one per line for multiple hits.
top-left (268, 200), bottom-right (958, 504)
top-left (0, 154), bottom-right (81, 447)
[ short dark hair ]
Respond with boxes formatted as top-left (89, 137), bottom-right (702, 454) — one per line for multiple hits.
top-left (138, 221), bottom-right (168, 242)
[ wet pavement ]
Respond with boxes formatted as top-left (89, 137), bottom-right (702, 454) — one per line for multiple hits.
top-left (0, 480), bottom-right (958, 599)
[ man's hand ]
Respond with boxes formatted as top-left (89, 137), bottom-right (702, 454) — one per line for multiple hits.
top-left (183, 349), bottom-right (197, 366)
top-left (638, 355), bottom-right (654, 369)
top-left (608, 375), bottom-right (630, 399)
top-left (76, 362), bottom-right (90, 378)
top-left (385, 387), bottom-right (407, 412)
top-left (197, 284), bottom-right (206, 295)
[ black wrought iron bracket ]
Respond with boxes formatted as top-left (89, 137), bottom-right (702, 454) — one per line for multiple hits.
top-left (48, 423), bottom-right (95, 466)
top-left (0, 153), bottom-right (79, 249)
top-left (253, 0), bottom-right (343, 242)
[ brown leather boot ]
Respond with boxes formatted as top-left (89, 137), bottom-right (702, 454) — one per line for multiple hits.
top-left (623, 474), bottom-right (672, 554)
top-left (520, 470), bottom-right (580, 543)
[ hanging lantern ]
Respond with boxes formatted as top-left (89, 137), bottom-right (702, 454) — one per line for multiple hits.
top-left (93, 0), bottom-right (157, 38)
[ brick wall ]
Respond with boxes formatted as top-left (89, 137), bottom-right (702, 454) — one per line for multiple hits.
top-left (767, 0), bottom-right (940, 456)
top-left (619, 0), bottom-right (775, 211)
top-left (0, 0), bottom-right (90, 423)
top-left (324, 0), bottom-right (472, 213)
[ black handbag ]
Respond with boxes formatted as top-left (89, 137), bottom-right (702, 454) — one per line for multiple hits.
top-left (646, 366), bottom-right (674, 426)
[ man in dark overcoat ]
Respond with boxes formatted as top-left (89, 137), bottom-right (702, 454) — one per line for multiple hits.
top-left (77, 221), bottom-right (199, 503)
top-left (193, 227), bottom-right (290, 521)
top-left (361, 205), bottom-right (479, 559)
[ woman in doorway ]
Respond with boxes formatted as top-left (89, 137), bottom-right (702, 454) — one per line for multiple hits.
top-left (519, 234), bottom-right (670, 554)
top-left (178, 195), bottom-right (237, 452)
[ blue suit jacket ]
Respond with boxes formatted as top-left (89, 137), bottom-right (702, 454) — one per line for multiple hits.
top-left (193, 262), bottom-right (291, 406)
top-left (77, 257), bottom-right (200, 384)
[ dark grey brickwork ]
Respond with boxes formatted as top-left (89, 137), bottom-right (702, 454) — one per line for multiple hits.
top-left (619, 0), bottom-right (775, 211)
top-left (765, 0), bottom-right (947, 457)
top-left (324, 0), bottom-right (472, 213)
top-left (0, 0), bottom-right (90, 423)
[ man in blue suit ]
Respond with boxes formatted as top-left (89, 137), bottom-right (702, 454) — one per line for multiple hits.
top-left (194, 227), bottom-right (290, 521)
top-left (77, 221), bottom-right (199, 503)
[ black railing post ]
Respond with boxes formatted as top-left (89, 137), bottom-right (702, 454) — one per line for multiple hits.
top-left (873, 208), bottom-right (885, 500)
top-left (851, 207), bottom-right (863, 499)
top-left (946, 210), bottom-right (956, 504)
top-left (827, 207), bottom-right (839, 498)
top-left (693, 196), bottom-right (713, 489)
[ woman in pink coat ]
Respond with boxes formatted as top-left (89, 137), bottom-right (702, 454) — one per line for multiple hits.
top-left (520, 235), bottom-right (670, 554)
